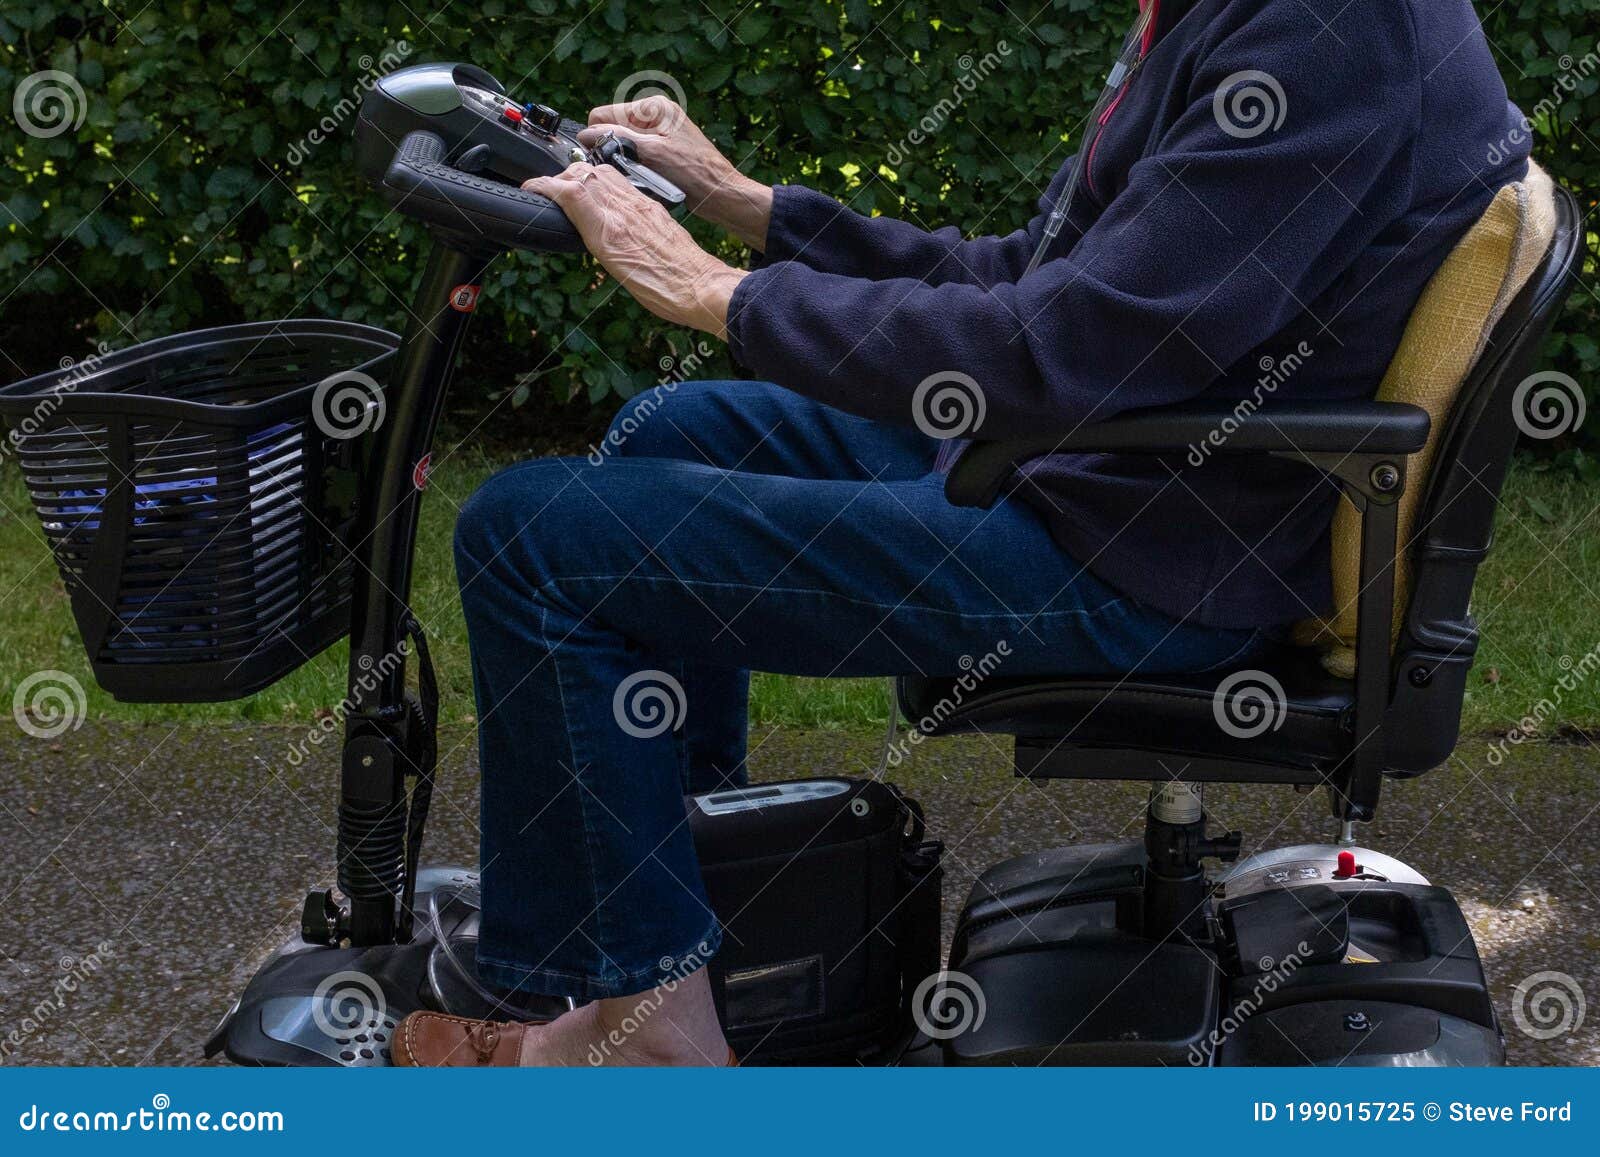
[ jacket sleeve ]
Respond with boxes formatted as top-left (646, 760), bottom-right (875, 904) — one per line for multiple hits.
top-left (726, 0), bottom-right (1421, 441)
top-left (752, 159), bottom-right (1088, 289)
top-left (757, 161), bottom-right (1086, 289)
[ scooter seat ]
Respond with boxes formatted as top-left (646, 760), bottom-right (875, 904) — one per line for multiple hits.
top-left (897, 641), bottom-right (1353, 774)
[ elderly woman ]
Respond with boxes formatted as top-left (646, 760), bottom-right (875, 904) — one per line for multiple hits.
top-left (392, 0), bottom-right (1528, 1066)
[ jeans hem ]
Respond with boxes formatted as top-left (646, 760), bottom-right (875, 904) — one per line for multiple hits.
top-left (475, 919), bottom-right (724, 1002)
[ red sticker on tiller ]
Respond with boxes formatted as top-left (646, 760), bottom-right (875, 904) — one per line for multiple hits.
top-left (413, 453), bottom-right (432, 491)
top-left (448, 284), bottom-right (482, 313)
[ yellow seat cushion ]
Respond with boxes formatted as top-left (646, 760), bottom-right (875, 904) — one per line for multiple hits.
top-left (1293, 161), bottom-right (1558, 677)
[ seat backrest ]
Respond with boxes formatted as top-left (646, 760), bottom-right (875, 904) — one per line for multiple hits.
top-left (1297, 163), bottom-right (1561, 674)
top-left (1381, 178), bottom-right (1583, 771)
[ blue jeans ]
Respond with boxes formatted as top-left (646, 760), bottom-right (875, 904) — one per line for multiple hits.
top-left (453, 379), bottom-right (1262, 1000)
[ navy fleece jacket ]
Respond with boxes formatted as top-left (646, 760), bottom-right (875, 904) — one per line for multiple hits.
top-left (725, 0), bottom-right (1530, 629)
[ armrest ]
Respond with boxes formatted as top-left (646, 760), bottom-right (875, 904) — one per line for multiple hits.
top-left (945, 400), bottom-right (1431, 508)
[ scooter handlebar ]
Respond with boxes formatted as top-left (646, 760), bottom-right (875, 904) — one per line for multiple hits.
top-left (379, 130), bottom-right (584, 254)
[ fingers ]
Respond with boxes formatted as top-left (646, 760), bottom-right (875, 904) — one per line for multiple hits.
top-left (575, 122), bottom-right (646, 149)
top-left (522, 162), bottom-right (647, 215)
top-left (523, 161), bottom-right (601, 188)
top-left (586, 102), bottom-right (630, 127)
top-left (523, 161), bottom-right (629, 190)
top-left (522, 162), bottom-right (598, 205)
top-left (590, 163), bottom-right (634, 192)
top-left (586, 96), bottom-right (682, 134)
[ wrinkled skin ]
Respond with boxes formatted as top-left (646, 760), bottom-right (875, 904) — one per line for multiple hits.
top-left (522, 162), bottom-right (748, 339)
top-left (575, 97), bottom-right (773, 251)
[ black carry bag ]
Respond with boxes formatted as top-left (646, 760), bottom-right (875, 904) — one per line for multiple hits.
top-left (690, 779), bottom-right (943, 1064)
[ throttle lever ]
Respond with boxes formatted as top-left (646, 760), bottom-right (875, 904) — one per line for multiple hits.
top-left (590, 132), bottom-right (685, 207)
top-left (455, 143), bottom-right (492, 174)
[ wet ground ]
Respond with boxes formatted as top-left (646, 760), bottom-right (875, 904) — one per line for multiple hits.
top-left (1, 721), bottom-right (1595, 1066)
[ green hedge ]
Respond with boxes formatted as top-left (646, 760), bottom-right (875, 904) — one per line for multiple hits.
top-left (1, 1), bottom-right (1595, 424)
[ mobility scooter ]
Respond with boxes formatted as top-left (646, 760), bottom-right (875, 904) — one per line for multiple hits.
top-left (0, 59), bottom-right (1581, 1066)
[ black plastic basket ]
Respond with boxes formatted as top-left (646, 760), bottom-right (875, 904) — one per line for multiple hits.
top-left (0, 321), bottom-right (399, 703)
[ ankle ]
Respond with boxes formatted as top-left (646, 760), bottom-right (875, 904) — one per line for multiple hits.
top-left (588, 972), bottom-right (727, 1066)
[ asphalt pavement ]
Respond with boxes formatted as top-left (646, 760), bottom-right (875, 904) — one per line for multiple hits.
top-left (1, 721), bottom-right (1595, 1066)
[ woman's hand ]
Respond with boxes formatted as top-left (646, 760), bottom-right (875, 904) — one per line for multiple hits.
top-left (523, 163), bottom-right (748, 339)
top-left (576, 98), bottom-right (772, 251)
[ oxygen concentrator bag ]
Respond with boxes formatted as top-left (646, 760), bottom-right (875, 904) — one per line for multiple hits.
top-left (690, 779), bottom-right (942, 1064)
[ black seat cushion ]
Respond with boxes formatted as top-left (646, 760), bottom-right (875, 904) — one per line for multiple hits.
top-left (896, 642), bottom-right (1355, 772)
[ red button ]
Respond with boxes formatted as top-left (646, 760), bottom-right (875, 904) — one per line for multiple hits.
top-left (1335, 850), bottom-right (1358, 878)
top-left (502, 106), bottom-right (524, 124)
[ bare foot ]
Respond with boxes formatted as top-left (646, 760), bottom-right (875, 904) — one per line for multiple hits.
top-left (518, 965), bottom-right (730, 1067)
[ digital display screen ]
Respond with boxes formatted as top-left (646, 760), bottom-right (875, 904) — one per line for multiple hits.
top-left (708, 787), bottom-right (783, 804)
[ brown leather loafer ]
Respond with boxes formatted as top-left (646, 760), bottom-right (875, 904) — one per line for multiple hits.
top-left (392, 1011), bottom-right (536, 1067)
top-left (391, 1010), bottom-right (737, 1067)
